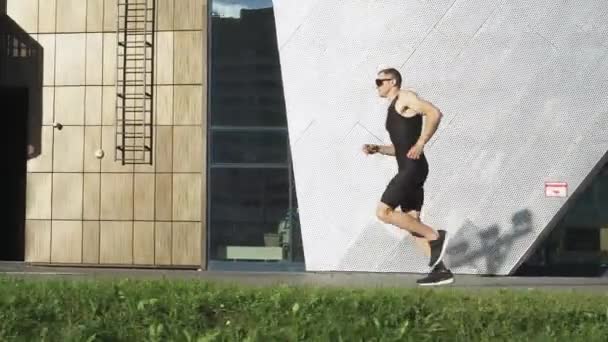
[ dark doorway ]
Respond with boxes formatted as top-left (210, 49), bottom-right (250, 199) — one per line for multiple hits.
top-left (0, 86), bottom-right (27, 261)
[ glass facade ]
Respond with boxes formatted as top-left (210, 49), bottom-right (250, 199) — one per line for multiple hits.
top-left (516, 161), bottom-right (608, 276)
top-left (207, 0), bottom-right (304, 270)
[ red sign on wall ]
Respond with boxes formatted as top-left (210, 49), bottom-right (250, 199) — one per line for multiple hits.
top-left (545, 182), bottom-right (568, 198)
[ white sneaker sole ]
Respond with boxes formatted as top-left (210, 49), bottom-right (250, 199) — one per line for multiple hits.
top-left (429, 231), bottom-right (449, 269)
top-left (417, 277), bottom-right (455, 286)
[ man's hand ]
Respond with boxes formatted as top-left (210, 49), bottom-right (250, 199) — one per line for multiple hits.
top-left (406, 142), bottom-right (424, 159)
top-left (362, 144), bottom-right (380, 155)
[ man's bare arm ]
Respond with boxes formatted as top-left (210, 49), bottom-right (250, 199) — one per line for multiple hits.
top-left (377, 144), bottom-right (395, 156)
top-left (402, 91), bottom-right (442, 145)
top-left (362, 144), bottom-right (395, 156)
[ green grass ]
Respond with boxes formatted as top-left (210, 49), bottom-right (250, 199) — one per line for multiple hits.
top-left (0, 276), bottom-right (607, 341)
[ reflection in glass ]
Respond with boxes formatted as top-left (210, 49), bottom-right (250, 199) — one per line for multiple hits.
top-left (516, 163), bottom-right (608, 276)
top-left (211, 130), bottom-right (288, 164)
top-left (209, 1), bottom-right (304, 265)
top-left (210, 168), bottom-right (289, 260)
top-left (210, 5), bottom-right (286, 127)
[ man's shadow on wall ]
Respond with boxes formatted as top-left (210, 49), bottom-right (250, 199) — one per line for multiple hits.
top-left (445, 209), bottom-right (534, 275)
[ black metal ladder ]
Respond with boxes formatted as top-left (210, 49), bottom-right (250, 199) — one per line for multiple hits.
top-left (115, 0), bottom-right (155, 165)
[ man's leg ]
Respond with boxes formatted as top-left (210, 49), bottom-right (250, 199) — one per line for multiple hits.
top-left (404, 209), bottom-right (454, 286)
top-left (405, 210), bottom-right (449, 270)
top-left (403, 210), bottom-right (430, 256)
top-left (404, 209), bottom-right (447, 268)
top-left (379, 172), bottom-right (448, 268)
top-left (376, 203), bottom-right (438, 240)
top-left (377, 202), bottom-right (447, 268)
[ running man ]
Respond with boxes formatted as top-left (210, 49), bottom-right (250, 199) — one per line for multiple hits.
top-left (363, 68), bottom-right (454, 286)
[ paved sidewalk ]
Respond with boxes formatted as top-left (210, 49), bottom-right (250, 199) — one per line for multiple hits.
top-left (2, 262), bottom-right (608, 292)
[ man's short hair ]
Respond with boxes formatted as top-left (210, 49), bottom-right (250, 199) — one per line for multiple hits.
top-left (378, 68), bottom-right (402, 88)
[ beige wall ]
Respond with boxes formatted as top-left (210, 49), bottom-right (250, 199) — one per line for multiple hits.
top-left (9, 0), bottom-right (207, 268)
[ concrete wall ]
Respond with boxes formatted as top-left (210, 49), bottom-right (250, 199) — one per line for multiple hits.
top-left (274, 0), bottom-right (608, 274)
top-left (8, 0), bottom-right (207, 267)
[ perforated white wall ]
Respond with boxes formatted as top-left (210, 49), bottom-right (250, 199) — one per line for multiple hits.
top-left (273, 0), bottom-right (608, 275)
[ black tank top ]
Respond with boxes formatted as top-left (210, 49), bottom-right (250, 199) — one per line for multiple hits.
top-left (386, 95), bottom-right (427, 170)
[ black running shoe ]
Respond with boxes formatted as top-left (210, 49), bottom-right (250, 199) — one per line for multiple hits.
top-left (416, 269), bottom-right (455, 286)
top-left (428, 230), bottom-right (448, 268)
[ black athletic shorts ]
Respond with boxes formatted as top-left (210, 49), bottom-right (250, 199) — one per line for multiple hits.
top-left (380, 161), bottom-right (429, 212)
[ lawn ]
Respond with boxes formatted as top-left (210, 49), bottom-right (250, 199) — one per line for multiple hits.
top-left (1, 276), bottom-right (607, 341)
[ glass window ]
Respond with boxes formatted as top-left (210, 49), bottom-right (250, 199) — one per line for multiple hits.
top-left (209, 168), bottom-right (289, 256)
top-left (211, 130), bottom-right (288, 164)
top-left (516, 162), bottom-right (608, 276)
top-left (208, 0), bottom-right (304, 266)
top-left (210, 1), bottom-right (286, 128)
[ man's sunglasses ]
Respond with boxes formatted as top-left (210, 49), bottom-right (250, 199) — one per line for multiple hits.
top-left (375, 78), bottom-right (393, 87)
